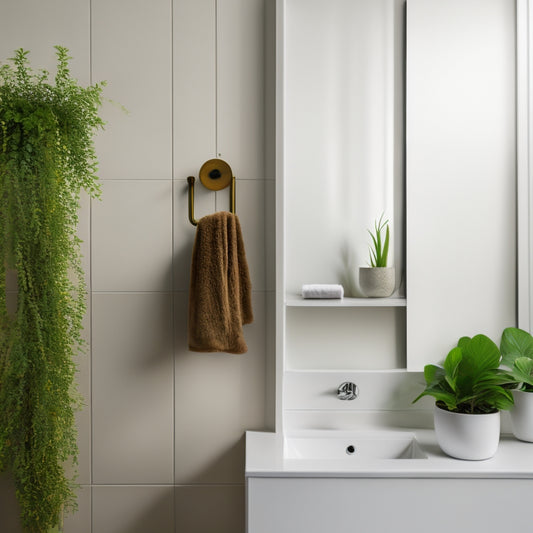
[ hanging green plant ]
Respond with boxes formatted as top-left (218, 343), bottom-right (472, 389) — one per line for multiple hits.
top-left (0, 47), bottom-right (104, 532)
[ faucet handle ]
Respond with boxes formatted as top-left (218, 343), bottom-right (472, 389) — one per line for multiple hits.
top-left (337, 382), bottom-right (359, 400)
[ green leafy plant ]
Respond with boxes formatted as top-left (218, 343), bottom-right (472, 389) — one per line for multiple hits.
top-left (367, 214), bottom-right (390, 267)
top-left (500, 327), bottom-right (533, 392)
top-left (413, 334), bottom-right (514, 414)
top-left (0, 47), bottom-right (104, 532)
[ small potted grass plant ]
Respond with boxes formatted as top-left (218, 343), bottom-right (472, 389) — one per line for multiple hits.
top-left (500, 327), bottom-right (533, 442)
top-left (413, 334), bottom-right (514, 460)
top-left (359, 214), bottom-right (395, 297)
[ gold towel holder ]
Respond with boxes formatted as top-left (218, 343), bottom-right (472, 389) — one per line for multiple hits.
top-left (187, 158), bottom-right (236, 226)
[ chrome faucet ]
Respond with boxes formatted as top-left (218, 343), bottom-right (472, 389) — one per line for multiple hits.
top-left (337, 382), bottom-right (359, 400)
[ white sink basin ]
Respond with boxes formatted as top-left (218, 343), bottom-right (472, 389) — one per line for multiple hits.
top-left (283, 430), bottom-right (427, 460)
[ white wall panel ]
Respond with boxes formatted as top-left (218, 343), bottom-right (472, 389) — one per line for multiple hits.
top-left (286, 307), bottom-right (405, 370)
top-left (92, 293), bottom-right (174, 484)
top-left (406, 0), bottom-right (516, 369)
top-left (92, 180), bottom-right (173, 292)
top-left (175, 485), bottom-right (244, 533)
top-left (283, 369), bottom-right (429, 411)
top-left (92, 486), bottom-right (174, 533)
top-left (517, 0), bottom-right (533, 331)
top-left (63, 486), bottom-right (91, 533)
top-left (173, 0), bottom-right (217, 177)
top-left (92, 0), bottom-right (172, 180)
top-left (217, 0), bottom-right (265, 179)
top-left (0, 0), bottom-right (90, 83)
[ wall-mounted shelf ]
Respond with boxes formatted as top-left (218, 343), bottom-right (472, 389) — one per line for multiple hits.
top-left (285, 295), bottom-right (406, 308)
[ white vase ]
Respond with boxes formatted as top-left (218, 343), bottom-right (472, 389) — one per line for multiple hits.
top-left (433, 405), bottom-right (500, 460)
top-left (359, 267), bottom-right (395, 297)
top-left (510, 390), bottom-right (533, 442)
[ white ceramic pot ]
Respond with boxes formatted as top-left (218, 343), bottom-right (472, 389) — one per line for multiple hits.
top-left (510, 390), bottom-right (533, 442)
top-left (433, 404), bottom-right (500, 460)
top-left (359, 267), bottom-right (395, 297)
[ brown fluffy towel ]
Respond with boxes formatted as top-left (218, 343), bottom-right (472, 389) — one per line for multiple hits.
top-left (188, 211), bottom-right (253, 354)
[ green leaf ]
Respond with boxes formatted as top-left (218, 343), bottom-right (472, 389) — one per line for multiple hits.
top-left (500, 327), bottom-right (533, 367)
top-left (457, 336), bottom-right (471, 350)
top-left (443, 346), bottom-right (462, 391)
top-left (374, 219), bottom-right (382, 265)
top-left (458, 334), bottom-right (501, 377)
top-left (414, 364), bottom-right (455, 408)
top-left (381, 224), bottom-right (389, 267)
top-left (511, 357), bottom-right (533, 388)
top-left (423, 364), bottom-right (445, 386)
top-left (413, 387), bottom-right (458, 411)
top-left (368, 230), bottom-right (379, 267)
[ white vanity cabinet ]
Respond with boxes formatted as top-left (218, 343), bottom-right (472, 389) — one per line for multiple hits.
top-left (248, 477), bottom-right (532, 533)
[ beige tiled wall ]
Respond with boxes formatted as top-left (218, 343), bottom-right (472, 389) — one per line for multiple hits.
top-left (0, 0), bottom-right (270, 531)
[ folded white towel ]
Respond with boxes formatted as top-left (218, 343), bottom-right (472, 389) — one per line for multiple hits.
top-left (301, 284), bottom-right (344, 299)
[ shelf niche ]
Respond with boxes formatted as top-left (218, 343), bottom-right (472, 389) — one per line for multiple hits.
top-left (283, 0), bottom-right (405, 301)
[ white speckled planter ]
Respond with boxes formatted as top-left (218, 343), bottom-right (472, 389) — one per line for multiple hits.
top-left (434, 405), bottom-right (500, 461)
top-left (359, 267), bottom-right (395, 297)
top-left (510, 390), bottom-right (533, 442)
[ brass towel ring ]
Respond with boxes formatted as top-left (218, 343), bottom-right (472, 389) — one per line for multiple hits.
top-left (187, 158), bottom-right (236, 226)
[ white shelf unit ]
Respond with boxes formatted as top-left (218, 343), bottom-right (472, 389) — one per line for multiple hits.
top-left (275, 0), bottom-right (407, 431)
top-left (275, 0), bottom-right (517, 432)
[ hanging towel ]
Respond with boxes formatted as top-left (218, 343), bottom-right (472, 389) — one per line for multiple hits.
top-left (188, 211), bottom-right (253, 354)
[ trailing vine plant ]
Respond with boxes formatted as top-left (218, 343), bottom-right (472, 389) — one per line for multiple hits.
top-left (0, 47), bottom-right (104, 532)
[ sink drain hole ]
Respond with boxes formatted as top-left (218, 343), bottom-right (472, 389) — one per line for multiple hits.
top-left (346, 445), bottom-right (356, 455)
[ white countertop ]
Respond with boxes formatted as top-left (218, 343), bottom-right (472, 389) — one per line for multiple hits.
top-left (245, 429), bottom-right (533, 479)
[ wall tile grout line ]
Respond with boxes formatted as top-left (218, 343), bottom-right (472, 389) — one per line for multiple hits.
top-left (91, 289), bottom-right (270, 294)
top-left (95, 177), bottom-right (270, 182)
top-left (89, 0), bottom-right (94, 531)
top-left (215, 0), bottom-right (219, 160)
top-left (170, 0), bottom-right (177, 529)
top-left (214, 0), bottom-right (219, 214)
top-left (89, 483), bottom-right (245, 487)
